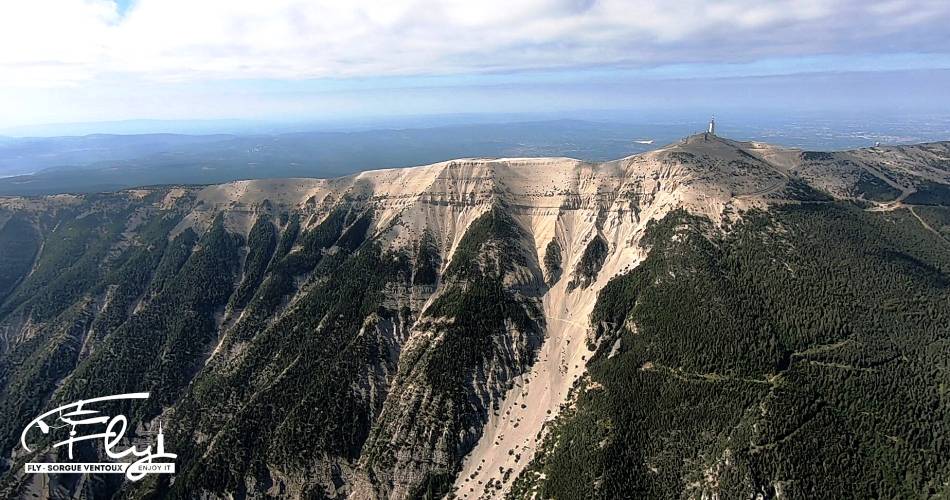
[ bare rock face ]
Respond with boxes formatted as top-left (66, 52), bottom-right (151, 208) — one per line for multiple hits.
top-left (0, 136), bottom-right (946, 499)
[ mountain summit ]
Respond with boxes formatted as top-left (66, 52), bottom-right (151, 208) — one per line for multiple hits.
top-left (0, 137), bottom-right (948, 499)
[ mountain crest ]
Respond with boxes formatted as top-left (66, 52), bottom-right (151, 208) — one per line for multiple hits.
top-left (0, 138), bottom-right (948, 499)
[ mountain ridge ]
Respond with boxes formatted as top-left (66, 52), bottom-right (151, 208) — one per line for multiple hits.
top-left (0, 136), bottom-right (947, 499)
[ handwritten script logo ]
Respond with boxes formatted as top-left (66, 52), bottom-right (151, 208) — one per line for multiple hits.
top-left (20, 392), bottom-right (176, 481)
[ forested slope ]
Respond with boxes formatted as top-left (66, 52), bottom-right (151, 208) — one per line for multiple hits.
top-left (0, 138), bottom-right (946, 499)
top-left (510, 204), bottom-right (950, 499)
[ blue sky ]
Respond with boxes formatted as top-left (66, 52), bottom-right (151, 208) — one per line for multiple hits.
top-left (1, 0), bottom-right (949, 131)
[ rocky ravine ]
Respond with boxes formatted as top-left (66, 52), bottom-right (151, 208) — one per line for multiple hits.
top-left (0, 135), bottom-right (947, 499)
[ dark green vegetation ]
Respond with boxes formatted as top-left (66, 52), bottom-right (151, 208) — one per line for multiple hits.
top-left (0, 191), bottom-right (419, 498)
top-left (906, 180), bottom-right (950, 205)
top-left (409, 472), bottom-right (455, 500)
top-left (797, 154), bottom-right (903, 203)
top-left (423, 207), bottom-right (540, 395)
top-left (543, 239), bottom-right (562, 286)
top-left (0, 138), bottom-right (947, 499)
top-left (0, 193), bottom-right (197, 462)
top-left (413, 230), bottom-right (441, 286)
top-left (914, 206), bottom-right (950, 241)
top-left (566, 234), bottom-right (607, 291)
top-left (512, 204), bottom-right (950, 499)
top-left (361, 206), bottom-right (544, 499)
top-left (0, 194), bottom-right (546, 499)
top-left (56, 216), bottom-right (242, 418)
top-left (800, 151), bottom-right (835, 161)
top-left (0, 208), bottom-right (126, 323)
top-left (228, 216), bottom-right (276, 310)
top-left (852, 170), bottom-right (902, 202)
top-left (166, 229), bottom-right (411, 498)
top-left (774, 177), bottom-right (834, 203)
top-left (0, 215), bottom-right (39, 303)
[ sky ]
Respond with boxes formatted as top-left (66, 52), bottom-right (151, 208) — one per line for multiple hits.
top-left (1, 0), bottom-right (949, 132)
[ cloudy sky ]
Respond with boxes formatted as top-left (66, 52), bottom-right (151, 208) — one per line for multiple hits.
top-left (1, 0), bottom-right (949, 130)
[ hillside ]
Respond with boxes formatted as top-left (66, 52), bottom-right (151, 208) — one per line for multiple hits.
top-left (0, 135), bottom-right (948, 499)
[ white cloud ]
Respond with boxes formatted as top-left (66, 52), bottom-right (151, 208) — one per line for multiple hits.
top-left (0, 0), bottom-right (948, 87)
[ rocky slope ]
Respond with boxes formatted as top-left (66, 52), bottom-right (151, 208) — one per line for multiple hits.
top-left (0, 135), bottom-right (947, 499)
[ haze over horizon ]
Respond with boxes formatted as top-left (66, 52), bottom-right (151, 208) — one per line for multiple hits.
top-left (2, 0), bottom-right (950, 133)
top-left (2, 3), bottom-right (950, 499)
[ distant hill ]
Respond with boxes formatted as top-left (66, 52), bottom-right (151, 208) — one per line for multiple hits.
top-left (0, 120), bottom-right (691, 195)
top-left (2, 117), bottom-right (947, 197)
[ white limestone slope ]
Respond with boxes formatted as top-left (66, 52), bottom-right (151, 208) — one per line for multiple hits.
top-left (172, 135), bottom-right (796, 499)
top-left (450, 139), bottom-right (747, 499)
top-left (2, 134), bottom-right (947, 500)
top-left (168, 133), bottom-right (936, 500)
